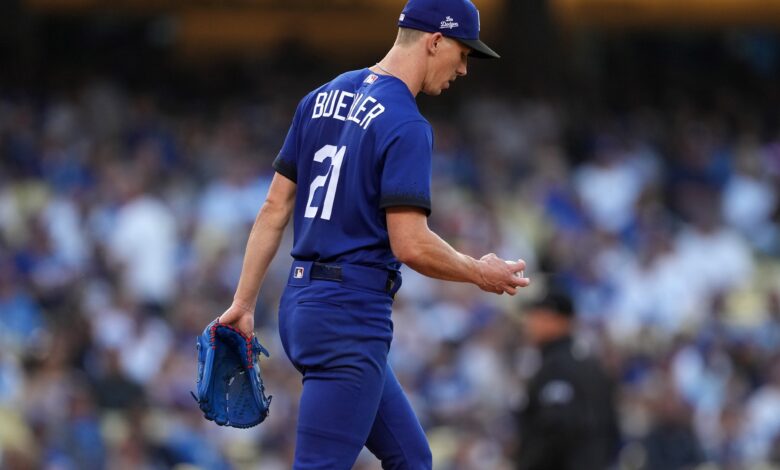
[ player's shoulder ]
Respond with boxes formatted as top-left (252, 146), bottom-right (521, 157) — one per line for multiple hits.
top-left (381, 115), bottom-right (431, 139)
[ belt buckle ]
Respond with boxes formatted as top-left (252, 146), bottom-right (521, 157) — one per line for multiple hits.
top-left (314, 263), bottom-right (342, 281)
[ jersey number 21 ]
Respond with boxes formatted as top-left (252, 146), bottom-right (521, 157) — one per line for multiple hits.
top-left (304, 144), bottom-right (346, 220)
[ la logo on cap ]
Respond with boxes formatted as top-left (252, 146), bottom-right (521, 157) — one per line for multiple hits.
top-left (440, 15), bottom-right (459, 30)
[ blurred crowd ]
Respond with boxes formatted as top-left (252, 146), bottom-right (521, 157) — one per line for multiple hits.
top-left (1, 52), bottom-right (780, 470)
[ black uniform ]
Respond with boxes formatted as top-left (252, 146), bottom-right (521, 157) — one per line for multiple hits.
top-left (516, 336), bottom-right (620, 470)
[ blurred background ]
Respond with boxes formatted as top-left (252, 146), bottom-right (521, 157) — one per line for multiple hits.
top-left (1, 0), bottom-right (780, 469)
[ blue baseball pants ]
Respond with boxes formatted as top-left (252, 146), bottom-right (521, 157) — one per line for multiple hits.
top-left (279, 261), bottom-right (432, 470)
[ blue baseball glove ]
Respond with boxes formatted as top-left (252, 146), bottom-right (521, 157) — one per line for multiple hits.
top-left (192, 318), bottom-right (272, 428)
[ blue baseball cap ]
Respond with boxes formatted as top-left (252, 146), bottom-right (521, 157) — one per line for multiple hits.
top-left (398, 0), bottom-right (500, 59)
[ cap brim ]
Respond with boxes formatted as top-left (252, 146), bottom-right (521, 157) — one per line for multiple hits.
top-left (457, 38), bottom-right (500, 59)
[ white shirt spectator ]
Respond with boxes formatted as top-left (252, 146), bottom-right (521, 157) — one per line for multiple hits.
top-left (42, 196), bottom-right (91, 270)
top-left (91, 303), bottom-right (173, 385)
top-left (119, 316), bottom-right (173, 385)
top-left (743, 383), bottom-right (780, 462)
top-left (723, 174), bottom-right (777, 250)
top-left (724, 175), bottom-right (777, 230)
top-left (675, 225), bottom-right (754, 298)
top-left (108, 195), bottom-right (177, 304)
top-left (608, 250), bottom-right (701, 339)
top-left (575, 158), bottom-right (644, 233)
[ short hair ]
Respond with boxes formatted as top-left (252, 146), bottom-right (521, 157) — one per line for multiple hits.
top-left (396, 27), bottom-right (426, 46)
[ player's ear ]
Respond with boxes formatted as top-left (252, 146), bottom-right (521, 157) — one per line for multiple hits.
top-left (427, 32), bottom-right (443, 56)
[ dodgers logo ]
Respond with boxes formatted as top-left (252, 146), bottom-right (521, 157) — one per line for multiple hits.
top-left (294, 267), bottom-right (305, 279)
top-left (440, 16), bottom-right (459, 29)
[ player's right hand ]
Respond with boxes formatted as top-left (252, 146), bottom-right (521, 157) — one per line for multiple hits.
top-left (475, 254), bottom-right (530, 295)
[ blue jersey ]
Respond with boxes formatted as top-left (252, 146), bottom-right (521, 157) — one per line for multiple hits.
top-left (273, 69), bottom-right (433, 270)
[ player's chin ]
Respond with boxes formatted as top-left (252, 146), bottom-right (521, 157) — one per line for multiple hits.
top-left (431, 83), bottom-right (451, 96)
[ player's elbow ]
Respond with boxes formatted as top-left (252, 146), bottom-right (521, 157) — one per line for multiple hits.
top-left (392, 237), bottom-right (430, 268)
top-left (256, 173), bottom-right (296, 230)
top-left (393, 243), bottom-right (421, 266)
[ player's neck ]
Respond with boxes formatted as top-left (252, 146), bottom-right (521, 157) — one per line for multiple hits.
top-left (374, 46), bottom-right (424, 97)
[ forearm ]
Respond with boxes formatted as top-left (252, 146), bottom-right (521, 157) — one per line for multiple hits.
top-left (398, 228), bottom-right (481, 284)
top-left (387, 207), bottom-right (528, 295)
top-left (232, 201), bottom-right (290, 310)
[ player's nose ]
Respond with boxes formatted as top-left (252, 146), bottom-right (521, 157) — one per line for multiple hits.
top-left (457, 61), bottom-right (467, 77)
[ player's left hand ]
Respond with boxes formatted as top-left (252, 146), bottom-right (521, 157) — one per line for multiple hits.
top-left (218, 303), bottom-right (255, 338)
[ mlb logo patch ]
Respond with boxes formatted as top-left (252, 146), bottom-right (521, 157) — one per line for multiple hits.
top-left (294, 267), bottom-right (305, 279)
top-left (364, 74), bottom-right (378, 85)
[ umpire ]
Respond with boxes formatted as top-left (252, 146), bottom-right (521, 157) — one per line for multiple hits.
top-left (515, 286), bottom-right (620, 470)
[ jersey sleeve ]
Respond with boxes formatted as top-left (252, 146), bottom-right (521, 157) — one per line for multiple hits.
top-left (272, 97), bottom-right (307, 183)
top-left (378, 120), bottom-right (433, 216)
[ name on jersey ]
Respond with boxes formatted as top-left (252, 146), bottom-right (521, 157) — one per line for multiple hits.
top-left (311, 90), bottom-right (385, 130)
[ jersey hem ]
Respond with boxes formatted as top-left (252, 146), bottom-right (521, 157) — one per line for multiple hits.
top-left (379, 198), bottom-right (432, 217)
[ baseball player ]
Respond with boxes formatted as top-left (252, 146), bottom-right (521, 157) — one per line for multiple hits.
top-left (218, 0), bottom-right (530, 468)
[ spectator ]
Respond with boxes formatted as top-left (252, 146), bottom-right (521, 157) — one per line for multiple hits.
top-left (642, 382), bottom-right (705, 470)
top-left (106, 165), bottom-right (177, 310)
